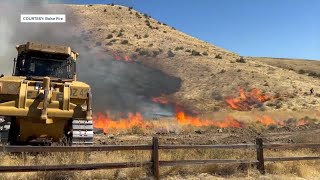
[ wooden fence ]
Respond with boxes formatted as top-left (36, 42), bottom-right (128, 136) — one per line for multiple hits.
top-left (1, 137), bottom-right (320, 180)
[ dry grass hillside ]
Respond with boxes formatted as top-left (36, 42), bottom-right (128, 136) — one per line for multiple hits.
top-left (66, 4), bottom-right (319, 115)
top-left (253, 57), bottom-right (320, 77)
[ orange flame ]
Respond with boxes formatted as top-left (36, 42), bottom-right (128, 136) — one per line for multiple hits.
top-left (93, 112), bottom-right (151, 133)
top-left (175, 110), bottom-right (242, 128)
top-left (226, 88), bottom-right (271, 111)
top-left (94, 112), bottom-right (312, 133)
top-left (256, 115), bottom-right (278, 126)
top-left (93, 110), bottom-right (243, 133)
top-left (95, 50), bottom-right (133, 62)
top-left (256, 116), bottom-right (310, 127)
top-left (296, 119), bottom-right (309, 126)
top-left (111, 50), bottom-right (133, 62)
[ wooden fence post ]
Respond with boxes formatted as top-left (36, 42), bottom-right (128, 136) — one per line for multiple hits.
top-left (256, 138), bottom-right (265, 174)
top-left (152, 137), bottom-right (160, 180)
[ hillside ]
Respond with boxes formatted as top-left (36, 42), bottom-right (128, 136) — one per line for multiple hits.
top-left (66, 4), bottom-right (319, 115)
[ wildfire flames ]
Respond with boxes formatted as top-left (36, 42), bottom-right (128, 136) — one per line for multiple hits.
top-left (256, 115), bottom-right (310, 127)
top-left (256, 115), bottom-right (280, 126)
top-left (111, 50), bottom-right (133, 62)
top-left (176, 111), bottom-right (242, 128)
top-left (93, 112), bottom-right (312, 134)
top-left (113, 54), bottom-right (132, 62)
top-left (93, 112), bottom-right (152, 133)
top-left (93, 110), bottom-right (243, 133)
top-left (93, 87), bottom-right (310, 134)
top-left (96, 50), bottom-right (133, 62)
top-left (226, 88), bottom-right (271, 111)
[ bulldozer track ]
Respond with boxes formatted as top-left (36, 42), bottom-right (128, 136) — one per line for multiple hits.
top-left (0, 116), bottom-right (94, 146)
top-left (72, 119), bottom-right (94, 146)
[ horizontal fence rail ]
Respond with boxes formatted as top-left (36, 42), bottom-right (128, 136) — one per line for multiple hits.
top-left (159, 159), bottom-right (259, 166)
top-left (159, 144), bottom-right (258, 150)
top-left (1, 145), bottom-right (152, 153)
top-left (264, 143), bottom-right (320, 149)
top-left (0, 137), bottom-right (319, 180)
top-left (0, 162), bottom-right (152, 173)
top-left (265, 156), bottom-right (320, 162)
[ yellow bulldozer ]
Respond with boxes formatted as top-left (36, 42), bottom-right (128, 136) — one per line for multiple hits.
top-left (0, 42), bottom-right (93, 146)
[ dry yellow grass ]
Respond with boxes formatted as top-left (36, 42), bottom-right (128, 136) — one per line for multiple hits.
top-left (0, 148), bottom-right (319, 179)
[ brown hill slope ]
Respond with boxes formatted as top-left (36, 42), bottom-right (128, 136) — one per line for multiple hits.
top-left (253, 57), bottom-right (320, 76)
top-left (67, 4), bottom-right (319, 114)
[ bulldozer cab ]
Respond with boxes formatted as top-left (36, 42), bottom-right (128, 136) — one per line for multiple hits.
top-left (13, 42), bottom-right (78, 81)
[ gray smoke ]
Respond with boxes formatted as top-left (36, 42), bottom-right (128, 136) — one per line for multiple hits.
top-left (0, 0), bottom-right (75, 74)
top-left (0, 0), bottom-right (181, 116)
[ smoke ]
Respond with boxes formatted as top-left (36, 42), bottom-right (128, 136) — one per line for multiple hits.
top-left (0, 0), bottom-right (181, 116)
top-left (0, 0), bottom-right (75, 74)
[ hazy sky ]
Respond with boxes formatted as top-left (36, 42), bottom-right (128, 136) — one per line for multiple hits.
top-left (60, 0), bottom-right (319, 60)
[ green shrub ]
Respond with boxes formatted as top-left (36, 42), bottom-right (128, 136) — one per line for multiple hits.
top-left (220, 69), bottom-right (226, 73)
top-left (135, 48), bottom-right (141, 52)
top-left (139, 50), bottom-right (149, 56)
top-left (106, 34), bottom-right (113, 39)
top-left (215, 54), bottom-right (223, 59)
top-left (175, 46), bottom-right (184, 51)
top-left (202, 51), bottom-right (208, 56)
top-left (167, 50), bottom-right (175, 57)
top-left (121, 40), bottom-right (129, 44)
top-left (117, 32), bottom-right (124, 37)
top-left (134, 34), bottom-right (141, 39)
top-left (152, 51), bottom-right (160, 57)
top-left (308, 71), bottom-right (318, 77)
top-left (191, 50), bottom-right (201, 56)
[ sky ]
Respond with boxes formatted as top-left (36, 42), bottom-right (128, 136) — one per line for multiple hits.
top-left (59, 0), bottom-right (319, 60)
